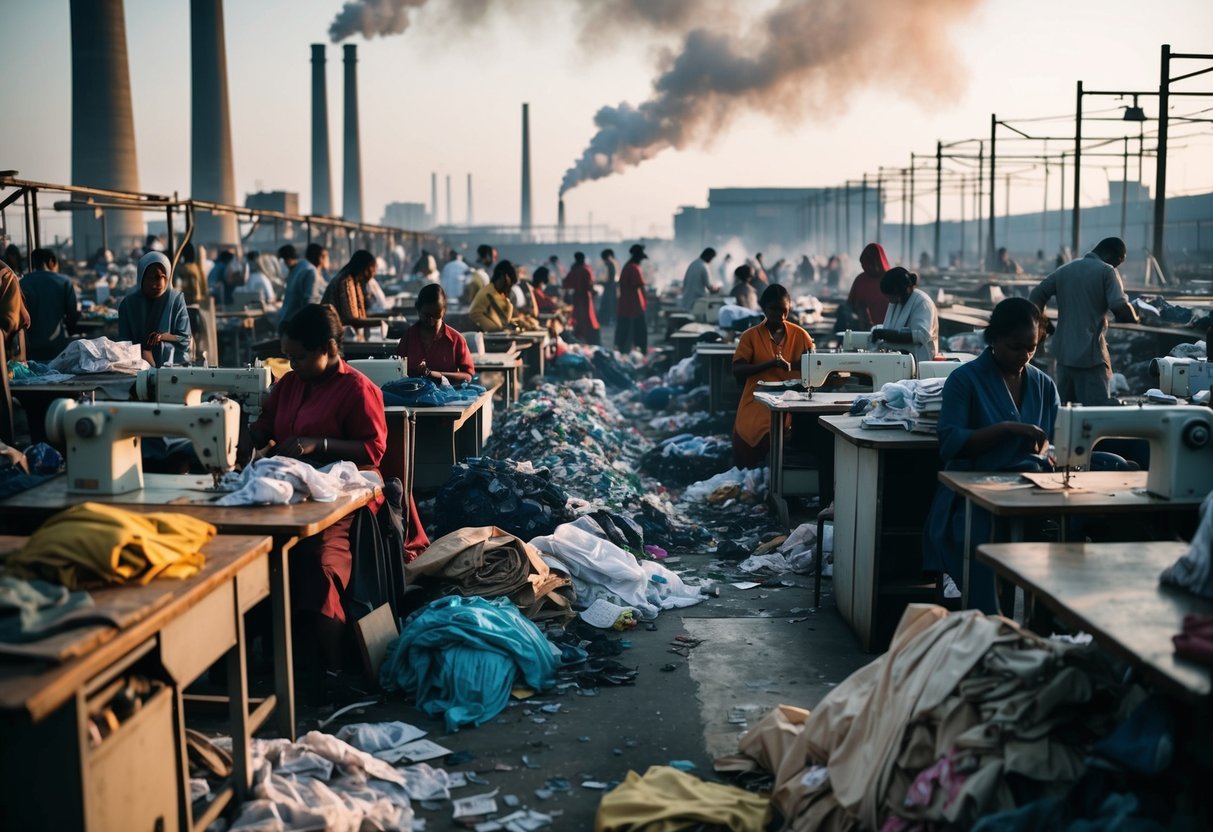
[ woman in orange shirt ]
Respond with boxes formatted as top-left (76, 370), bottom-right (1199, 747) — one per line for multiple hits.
top-left (731, 284), bottom-right (815, 468)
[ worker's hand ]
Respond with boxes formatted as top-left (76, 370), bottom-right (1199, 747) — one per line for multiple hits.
top-left (415, 359), bottom-right (428, 377)
top-left (1009, 422), bottom-right (1048, 453)
top-left (145, 331), bottom-right (166, 347)
top-left (1, 445), bottom-right (29, 472)
top-left (773, 355), bottom-right (792, 373)
top-left (268, 436), bottom-right (318, 459)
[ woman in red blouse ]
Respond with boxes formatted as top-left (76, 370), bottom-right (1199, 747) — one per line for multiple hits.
top-left (397, 284), bottom-right (475, 383)
top-left (249, 304), bottom-right (394, 681)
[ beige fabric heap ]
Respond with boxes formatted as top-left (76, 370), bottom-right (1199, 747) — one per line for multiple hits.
top-left (717, 605), bottom-right (1125, 831)
top-left (595, 765), bottom-right (771, 832)
top-left (405, 526), bottom-right (572, 621)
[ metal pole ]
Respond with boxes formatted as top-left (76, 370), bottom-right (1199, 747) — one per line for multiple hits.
top-left (875, 172), bottom-right (883, 245)
top-left (1004, 173), bottom-right (1011, 254)
top-left (861, 173), bottom-right (868, 245)
top-left (988, 114), bottom-right (997, 269)
top-left (1072, 81), bottom-right (1083, 257)
top-left (959, 174), bottom-right (966, 267)
top-left (1152, 44), bottom-right (1170, 272)
top-left (1059, 153), bottom-right (1066, 255)
top-left (1041, 156), bottom-right (1049, 258)
top-left (833, 187), bottom-right (841, 255)
top-left (166, 205), bottom-right (175, 259)
top-left (1120, 136), bottom-right (1129, 239)
top-left (909, 155), bottom-right (916, 267)
top-left (30, 189), bottom-right (40, 251)
top-left (934, 141), bottom-right (942, 269)
top-left (845, 181), bottom-right (852, 254)
top-left (977, 142), bottom-right (984, 267)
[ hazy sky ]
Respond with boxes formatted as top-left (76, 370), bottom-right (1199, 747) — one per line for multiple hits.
top-left (4, 0), bottom-right (1212, 241)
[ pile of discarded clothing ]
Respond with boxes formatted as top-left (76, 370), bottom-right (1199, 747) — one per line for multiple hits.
top-left (433, 458), bottom-right (573, 540)
top-left (714, 605), bottom-right (1149, 830)
top-left (1132, 295), bottom-right (1213, 331)
top-left (737, 522), bottom-right (820, 575)
top-left (217, 458), bottom-right (381, 506)
top-left (403, 526), bottom-right (573, 621)
top-left (381, 378), bottom-right (486, 407)
top-left (640, 433), bottom-right (733, 487)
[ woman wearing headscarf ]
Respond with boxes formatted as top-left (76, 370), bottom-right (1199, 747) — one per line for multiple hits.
top-left (846, 242), bottom-right (890, 328)
top-left (118, 251), bottom-right (191, 366)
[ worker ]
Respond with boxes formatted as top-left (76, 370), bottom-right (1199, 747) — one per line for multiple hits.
top-left (249, 303), bottom-right (422, 698)
top-left (871, 266), bottom-right (939, 367)
top-left (321, 250), bottom-right (383, 338)
top-left (117, 252), bottom-right (191, 367)
top-left (923, 298), bottom-right (1059, 613)
top-left (846, 242), bottom-right (890, 328)
top-left (397, 283), bottom-right (475, 385)
top-left (1028, 237), bottom-right (1138, 405)
top-left (731, 284), bottom-right (816, 468)
top-left (20, 248), bottom-right (80, 361)
top-left (469, 261), bottom-right (518, 332)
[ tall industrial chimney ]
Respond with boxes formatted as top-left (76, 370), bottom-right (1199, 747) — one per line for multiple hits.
top-left (190, 0), bottom-right (238, 247)
top-left (342, 44), bottom-right (363, 222)
top-left (310, 44), bottom-right (333, 216)
top-left (70, 0), bottom-right (142, 260)
top-left (430, 173), bottom-right (438, 227)
top-left (521, 103), bottom-right (533, 231)
top-left (445, 175), bottom-right (452, 226)
top-left (557, 197), bottom-right (566, 243)
top-left (466, 173), bottom-right (473, 226)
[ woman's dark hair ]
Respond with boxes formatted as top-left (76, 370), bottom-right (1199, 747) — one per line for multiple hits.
top-left (532, 266), bottom-right (551, 286)
top-left (282, 303), bottom-right (344, 350)
top-left (984, 297), bottom-right (1042, 344)
top-left (733, 264), bottom-right (753, 283)
top-left (759, 283), bottom-right (791, 309)
top-left (181, 242), bottom-right (197, 264)
top-left (573, 251), bottom-right (586, 264)
top-left (600, 249), bottom-right (615, 260)
top-left (339, 249), bottom-right (376, 280)
top-left (415, 282), bottom-right (446, 310)
top-left (492, 260), bottom-right (517, 283)
top-left (880, 266), bottom-right (916, 295)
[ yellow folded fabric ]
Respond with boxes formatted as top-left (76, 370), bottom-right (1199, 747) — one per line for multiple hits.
top-left (7, 502), bottom-right (215, 589)
top-left (595, 765), bottom-right (771, 832)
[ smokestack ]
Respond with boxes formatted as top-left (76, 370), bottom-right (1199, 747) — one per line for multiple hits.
top-left (70, 0), bottom-right (142, 260)
top-left (310, 44), bottom-right (333, 216)
top-left (521, 103), bottom-right (532, 230)
top-left (342, 44), bottom-right (363, 222)
top-left (557, 197), bottom-right (566, 243)
top-left (430, 173), bottom-right (437, 227)
top-left (445, 174), bottom-right (452, 226)
top-left (190, 0), bottom-right (238, 247)
top-left (466, 173), bottom-right (473, 226)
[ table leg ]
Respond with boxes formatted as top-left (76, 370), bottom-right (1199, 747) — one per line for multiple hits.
top-left (270, 536), bottom-right (296, 740)
top-left (961, 497), bottom-right (973, 608)
top-left (226, 599), bottom-right (251, 797)
top-left (769, 408), bottom-right (789, 529)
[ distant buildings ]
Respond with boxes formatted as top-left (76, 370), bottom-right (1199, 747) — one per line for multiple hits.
top-left (381, 202), bottom-right (432, 231)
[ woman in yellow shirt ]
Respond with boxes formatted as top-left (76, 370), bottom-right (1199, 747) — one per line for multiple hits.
top-left (731, 284), bottom-right (815, 468)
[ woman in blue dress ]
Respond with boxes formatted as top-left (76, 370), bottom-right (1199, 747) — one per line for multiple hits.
top-left (924, 298), bottom-right (1059, 613)
top-left (118, 252), bottom-right (192, 367)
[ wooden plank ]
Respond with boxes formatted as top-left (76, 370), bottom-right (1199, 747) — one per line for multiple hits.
top-left (938, 470), bottom-right (1205, 516)
top-left (977, 541), bottom-right (1212, 701)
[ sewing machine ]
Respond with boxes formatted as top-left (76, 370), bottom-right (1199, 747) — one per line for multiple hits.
top-left (691, 295), bottom-right (728, 323)
top-left (1052, 404), bottom-right (1213, 499)
top-left (840, 330), bottom-right (874, 351)
top-left (135, 366), bottom-right (272, 421)
top-left (801, 351), bottom-right (915, 390)
top-left (918, 353), bottom-right (975, 379)
top-left (1149, 357), bottom-right (1213, 397)
top-left (46, 398), bottom-right (241, 495)
top-left (346, 356), bottom-right (408, 386)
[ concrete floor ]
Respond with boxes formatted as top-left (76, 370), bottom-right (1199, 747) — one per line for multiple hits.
top-left (282, 556), bottom-right (873, 830)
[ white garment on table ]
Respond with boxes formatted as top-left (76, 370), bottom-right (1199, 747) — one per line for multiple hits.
top-left (216, 458), bottom-right (380, 505)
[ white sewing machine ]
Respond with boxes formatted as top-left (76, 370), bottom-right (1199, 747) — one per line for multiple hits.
top-left (691, 295), bottom-right (727, 323)
top-left (918, 353), bottom-right (975, 380)
top-left (1052, 404), bottom-right (1213, 499)
top-left (801, 351), bottom-right (915, 390)
top-left (46, 398), bottom-right (241, 495)
top-left (346, 356), bottom-right (408, 386)
top-left (840, 330), bottom-right (874, 351)
top-left (1149, 357), bottom-right (1213, 397)
top-left (135, 366), bottom-right (272, 421)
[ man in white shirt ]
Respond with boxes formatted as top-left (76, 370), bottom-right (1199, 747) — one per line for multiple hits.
top-left (681, 247), bottom-right (719, 310)
top-left (440, 250), bottom-right (470, 301)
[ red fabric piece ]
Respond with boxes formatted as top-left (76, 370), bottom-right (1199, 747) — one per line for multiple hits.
top-left (396, 322), bottom-right (475, 375)
top-left (253, 359), bottom-right (387, 467)
top-left (562, 263), bottom-right (599, 339)
top-left (617, 262), bottom-right (647, 318)
top-left (532, 284), bottom-right (561, 313)
top-left (848, 242), bottom-right (891, 327)
top-left (291, 514), bottom-right (355, 622)
top-left (404, 493), bottom-right (430, 562)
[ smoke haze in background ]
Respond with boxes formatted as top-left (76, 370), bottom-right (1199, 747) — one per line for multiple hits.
top-left (560, 0), bottom-right (982, 194)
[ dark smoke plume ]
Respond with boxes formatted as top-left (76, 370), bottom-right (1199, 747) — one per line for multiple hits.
top-left (329, 0), bottom-right (425, 42)
top-left (560, 0), bottom-right (981, 194)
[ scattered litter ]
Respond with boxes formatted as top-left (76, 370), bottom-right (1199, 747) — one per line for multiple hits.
top-left (668, 760), bottom-right (697, 772)
top-left (612, 748), bottom-right (623, 756)
top-left (446, 750), bottom-right (476, 766)
top-left (503, 794), bottom-right (521, 808)
top-left (545, 777), bottom-right (571, 792)
top-left (315, 697), bottom-right (380, 730)
top-left (730, 581), bottom-right (761, 590)
top-left (578, 736), bottom-right (591, 743)
top-left (534, 788), bottom-right (553, 801)
top-left (580, 780), bottom-right (608, 790)
top-left (531, 717), bottom-right (547, 724)
top-left (660, 663), bottom-right (680, 672)
top-left (448, 772), bottom-right (469, 788)
top-left (466, 772), bottom-right (491, 785)
top-left (395, 738), bottom-right (452, 763)
top-left (452, 790), bottom-right (499, 820)
top-left (521, 755), bottom-right (541, 769)
top-left (744, 679), bottom-right (774, 689)
top-left (539, 703), bottom-right (562, 714)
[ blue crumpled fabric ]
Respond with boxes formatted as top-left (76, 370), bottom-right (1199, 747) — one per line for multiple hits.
top-left (380, 378), bottom-right (487, 407)
top-left (379, 595), bottom-right (558, 731)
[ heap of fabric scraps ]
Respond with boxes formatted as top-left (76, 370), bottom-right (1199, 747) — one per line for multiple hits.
top-left (859, 378), bottom-right (947, 433)
top-left (641, 433), bottom-right (733, 487)
top-left (433, 457), bottom-right (574, 540)
top-left (48, 337), bottom-right (149, 375)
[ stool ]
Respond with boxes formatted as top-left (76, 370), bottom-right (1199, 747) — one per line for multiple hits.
top-left (814, 505), bottom-right (833, 609)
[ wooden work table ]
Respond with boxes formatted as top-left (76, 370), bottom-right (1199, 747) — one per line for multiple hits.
top-left (821, 415), bottom-right (940, 651)
top-left (472, 351), bottom-right (524, 408)
top-left (385, 385), bottom-right (497, 493)
top-left (0, 474), bottom-right (381, 744)
top-left (481, 330), bottom-right (547, 381)
top-left (939, 470), bottom-right (1206, 608)
top-left (0, 533), bottom-right (273, 832)
top-left (977, 541), bottom-right (1212, 703)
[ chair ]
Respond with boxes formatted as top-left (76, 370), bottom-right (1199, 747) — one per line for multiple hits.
top-left (813, 505), bottom-right (833, 609)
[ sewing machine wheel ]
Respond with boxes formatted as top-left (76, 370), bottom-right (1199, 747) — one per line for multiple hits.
top-left (1182, 420), bottom-right (1210, 450)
